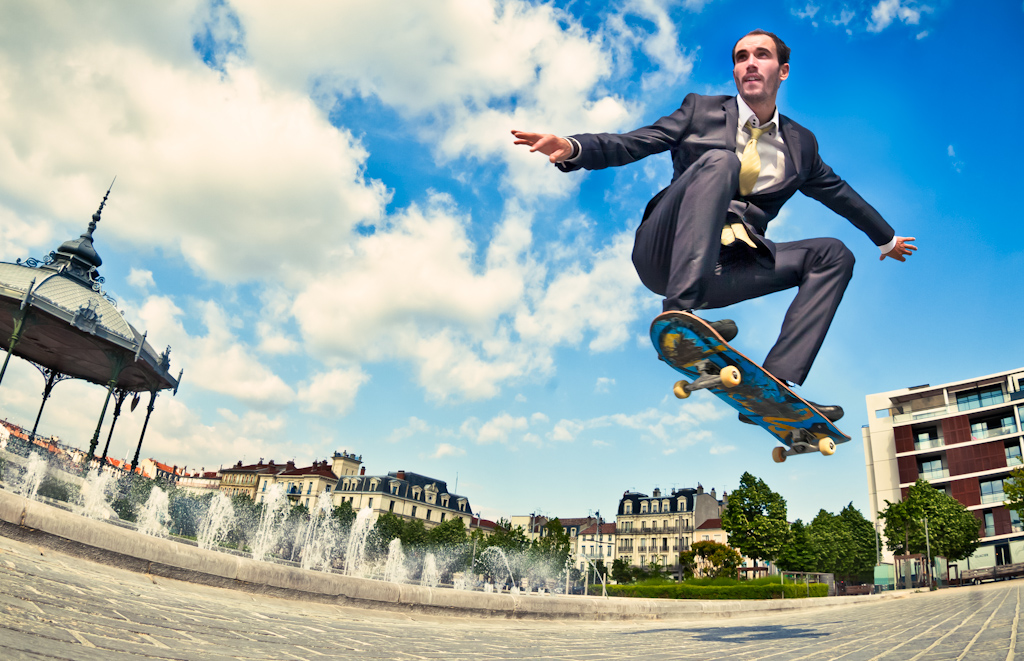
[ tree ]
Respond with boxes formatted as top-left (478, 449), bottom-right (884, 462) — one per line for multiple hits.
top-left (681, 540), bottom-right (741, 578)
top-left (368, 512), bottom-right (404, 557)
top-left (486, 520), bottom-right (531, 553)
top-left (879, 479), bottom-right (980, 562)
top-left (838, 503), bottom-right (879, 580)
top-left (1004, 467), bottom-right (1024, 518)
top-left (776, 519), bottom-right (816, 572)
top-left (611, 557), bottom-right (633, 584)
top-left (534, 518), bottom-right (571, 569)
top-left (426, 516), bottom-right (468, 548)
top-left (721, 472), bottom-right (788, 566)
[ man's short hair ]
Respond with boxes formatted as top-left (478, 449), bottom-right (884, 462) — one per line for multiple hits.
top-left (732, 30), bottom-right (790, 66)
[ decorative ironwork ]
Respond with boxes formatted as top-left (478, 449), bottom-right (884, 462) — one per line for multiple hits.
top-left (158, 345), bottom-right (172, 371)
top-left (16, 252), bottom-right (56, 269)
top-left (72, 299), bottom-right (100, 334)
top-left (90, 280), bottom-right (117, 307)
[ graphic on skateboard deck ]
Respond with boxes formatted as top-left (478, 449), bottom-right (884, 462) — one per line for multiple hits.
top-left (650, 310), bottom-right (850, 462)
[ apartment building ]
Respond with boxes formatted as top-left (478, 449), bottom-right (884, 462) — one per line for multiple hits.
top-left (864, 368), bottom-right (1024, 568)
top-left (332, 469), bottom-right (476, 530)
top-left (615, 485), bottom-right (724, 570)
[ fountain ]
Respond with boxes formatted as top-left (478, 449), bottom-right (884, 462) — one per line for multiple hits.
top-left (197, 492), bottom-right (234, 550)
top-left (250, 483), bottom-right (288, 562)
top-left (79, 467), bottom-right (117, 520)
top-left (383, 538), bottom-right (407, 584)
top-left (136, 487), bottom-right (171, 537)
top-left (300, 492), bottom-right (338, 572)
top-left (343, 507), bottom-right (374, 576)
top-left (420, 552), bottom-right (440, 588)
top-left (17, 453), bottom-right (48, 501)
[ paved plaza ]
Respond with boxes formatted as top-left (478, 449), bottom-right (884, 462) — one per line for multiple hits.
top-left (0, 535), bottom-right (1021, 660)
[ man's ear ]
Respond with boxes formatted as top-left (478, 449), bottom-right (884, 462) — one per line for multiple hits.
top-left (779, 63), bottom-right (790, 81)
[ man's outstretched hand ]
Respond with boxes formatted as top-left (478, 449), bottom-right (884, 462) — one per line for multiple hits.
top-left (881, 236), bottom-right (917, 262)
top-left (511, 130), bottom-right (573, 163)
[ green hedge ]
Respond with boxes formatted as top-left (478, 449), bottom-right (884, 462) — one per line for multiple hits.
top-left (591, 582), bottom-right (829, 599)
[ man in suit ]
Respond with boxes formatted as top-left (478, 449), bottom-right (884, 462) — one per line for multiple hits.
top-left (512, 29), bottom-right (915, 419)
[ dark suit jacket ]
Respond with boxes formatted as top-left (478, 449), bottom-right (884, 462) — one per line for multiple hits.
top-left (556, 93), bottom-right (894, 261)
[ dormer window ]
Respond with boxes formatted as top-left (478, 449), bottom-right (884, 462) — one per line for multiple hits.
top-left (651, 502), bottom-right (659, 513)
top-left (624, 502), bottom-right (633, 514)
top-left (640, 502), bottom-right (648, 513)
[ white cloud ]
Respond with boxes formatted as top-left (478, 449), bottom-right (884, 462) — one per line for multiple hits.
top-left (134, 295), bottom-right (294, 406)
top-left (709, 444), bottom-right (736, 455)
top-left (297, 367), bottom-right (369, 416)
top-left (127, 268), bottom-right (156, 291)
top-left (389, 417), bottom-right (432, 443)
top-left (606, 0), bottom-right (696, 93)
top-left (867, 0), bottom-right (924, 32)
top-left (595, 377), bottom-right (616, 393)
top-left (793, 3), bottom-right (821, 19)
top-left (432, 443), bottom-right (465, 459)
top-left (467, 413), bottom-right (530, 445)
top-left (550, 419), bottom-right (585, 442)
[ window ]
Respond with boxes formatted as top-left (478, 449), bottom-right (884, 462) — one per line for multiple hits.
top-left (640, 502), bottom-right (648, 513)
top-left (307, 482), bottom-right (313, 494)
top-left (1008, 443), bottom-right (1023, 467)
top-left (412, 506), bottom-right (417, 517)
top-left (919, 457), bottom-right (947, 480)
top-left (914, 427), bottom-right (941, 451)
top-left (368, 498), bottom-right (373, 509)
top-left (389, 501), bottom-right (395, 512)
top-left (624, 502), bottom-right (633, 514)
top-left (651, 502), bottom-right (659, 513)
top-left (1012, 510), bottom-right (1022, 533)
top-left (325, 485), bottom-right (331, 492)
top-left (262, 482), bottom-right (266, 492)
top-left (957, 386), bottom-right (1004, 412)
top-left (971, 416), bottom-right (1016, 440)
top-left (980, 479), bottom-right (1006, 504)
top-left (426, 510), bottom-right (432, 521)
top-left (441, 512), bottom-right (446, 522)
top-left (984, 511), bottom-right (996, 537)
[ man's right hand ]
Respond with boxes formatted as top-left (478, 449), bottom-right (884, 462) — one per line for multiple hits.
top-left (511, 130), bottom-right (574, 163)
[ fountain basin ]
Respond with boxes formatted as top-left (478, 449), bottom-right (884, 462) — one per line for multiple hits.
top-left (0, 488), bottom-right (902, 619)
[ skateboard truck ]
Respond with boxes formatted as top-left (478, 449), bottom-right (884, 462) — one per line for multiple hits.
top-left (771, 429), bottom-right (837, 463)
top-left (673, 361), bottom-right (742, 399)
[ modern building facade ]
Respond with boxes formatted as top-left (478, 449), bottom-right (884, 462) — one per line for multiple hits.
top-left (864, 368), bottom-right (1024, 568)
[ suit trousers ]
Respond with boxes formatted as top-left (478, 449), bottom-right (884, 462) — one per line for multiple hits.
top-left (631, 149), bottom-right (855, 386)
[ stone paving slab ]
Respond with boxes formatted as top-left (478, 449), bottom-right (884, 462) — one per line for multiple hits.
top-left (1, 534), bottom-right (1023, 660)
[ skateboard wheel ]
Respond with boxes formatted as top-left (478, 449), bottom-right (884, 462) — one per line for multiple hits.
top-left (720, 366), bottom-right (741, 388)
top-left (673, 381), bottom-right (691, 399)
top-left (818, 439), bottom-right (836, 456)
top-left (772, 447), bottom-right (787, 463)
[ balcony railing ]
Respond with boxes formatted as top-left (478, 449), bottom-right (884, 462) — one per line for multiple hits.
top-left (981, 493), bottom-right (1006, 505)
top-left (914, 438), bottom-right (944, 451)
top-left (919, 468), bottom-right (949, 480)
top-left (984, 527), bottom-right (996, 538)
top-left (893, 393), bottom-right (1016, 424)
top-left (972, 425), bottom-right (1018, 441)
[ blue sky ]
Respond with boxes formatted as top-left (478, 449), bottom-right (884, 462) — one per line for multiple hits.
top-left (0, 0), bottom-right (1020, 525)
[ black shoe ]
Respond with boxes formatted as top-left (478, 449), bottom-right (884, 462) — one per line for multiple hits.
top-left (709, 319), bottom-right (738, 342)
top-left (739, 401), bottom-right (844, 425)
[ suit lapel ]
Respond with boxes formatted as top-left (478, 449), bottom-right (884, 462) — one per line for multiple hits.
top-left (780, 115), bottom-right (803, 176)
top-left (724, 98), bottom-right (738, 151)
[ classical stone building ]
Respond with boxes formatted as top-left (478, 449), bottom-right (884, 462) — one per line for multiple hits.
top-left (615, 485), bottom-right (724, 571)
top-left (332, 469), bottom-right (476, 530)
top-left (255, 451), bottom-right (363, 506)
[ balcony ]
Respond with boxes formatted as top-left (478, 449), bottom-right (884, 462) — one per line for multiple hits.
top-left (981, 492), bottom-right (1006, 505)
top-left (919, 468), bottom-right (949, 481)
top-left (972, 425), bottom-right (1018, 441)
top-left (914, 437), bottom-right (944, 451)
top-left (892, 393), bottom-right (1016, 424)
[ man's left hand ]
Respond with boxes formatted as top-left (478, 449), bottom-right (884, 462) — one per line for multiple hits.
top-left (881, 236), bottom-right (917, 262)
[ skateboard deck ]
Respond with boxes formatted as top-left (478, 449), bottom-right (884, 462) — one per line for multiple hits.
top-left (650, 310), bottom-right (850, 462)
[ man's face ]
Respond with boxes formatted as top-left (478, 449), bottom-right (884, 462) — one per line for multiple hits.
top-left (732, 34), bottom-right (789, 107)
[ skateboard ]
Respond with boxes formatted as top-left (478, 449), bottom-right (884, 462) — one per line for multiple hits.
top-left (650, 310), bottom-right (850, 462)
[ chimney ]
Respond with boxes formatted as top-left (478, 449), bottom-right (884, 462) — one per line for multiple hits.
top-left (697, 483), bottom-right (704, 494)
top-left (710, 488), bottom-right (717, 499)
top-left (653, 488), bottom-right (661, 497)
top-left (360, 467), bottom-right (366, 475)
top-left (397, 470), bottom-right (406, 480)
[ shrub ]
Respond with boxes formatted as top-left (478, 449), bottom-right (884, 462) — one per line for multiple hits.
top-left (593, 581), bottom-right (828, 599)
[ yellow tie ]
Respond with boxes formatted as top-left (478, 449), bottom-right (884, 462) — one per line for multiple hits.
top-left (738, 120), bottom-right (774, 196)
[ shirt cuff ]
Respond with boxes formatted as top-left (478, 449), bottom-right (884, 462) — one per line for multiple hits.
top-left (878, 235), bottom-right (897, 255)
top-left (564, 136), bottom-right (581, 162)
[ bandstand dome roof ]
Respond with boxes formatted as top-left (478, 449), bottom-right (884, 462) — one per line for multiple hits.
top-left (0, 193), bottom-right (179, 393)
